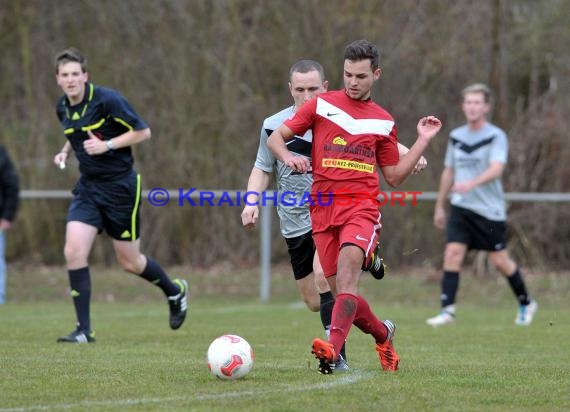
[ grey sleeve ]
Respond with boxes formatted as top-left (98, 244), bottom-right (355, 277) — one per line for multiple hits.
top-left (443, 139), bottom-right (454, 168)
top-left (490, 130), bottom-right (508, 164)
top-left (254, 126), bottom-right (275, 173)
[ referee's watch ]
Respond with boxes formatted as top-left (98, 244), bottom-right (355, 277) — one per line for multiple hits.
top-left (106, 139), bottom-right (115, 151)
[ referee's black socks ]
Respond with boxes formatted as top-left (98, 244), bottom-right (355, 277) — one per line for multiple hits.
top-left (68, 267), bottom-right (91, 332)
top-left (139, 257), bottom-right (180, 297)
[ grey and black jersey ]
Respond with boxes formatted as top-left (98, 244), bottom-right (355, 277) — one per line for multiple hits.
top-left (444, 122), bottom-right (508, 221)
top-left (255, 106), bottom-right (313, 238)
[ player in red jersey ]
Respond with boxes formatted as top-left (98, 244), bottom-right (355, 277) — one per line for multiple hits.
top-left (268, 39), bottom-right (442, 373)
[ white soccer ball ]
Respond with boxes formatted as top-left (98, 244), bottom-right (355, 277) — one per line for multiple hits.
top-left (207, 334), bottom-right (254, 380)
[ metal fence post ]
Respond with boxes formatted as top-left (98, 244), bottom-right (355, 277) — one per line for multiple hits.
top-left (260, 205), bottom-right (271, 303)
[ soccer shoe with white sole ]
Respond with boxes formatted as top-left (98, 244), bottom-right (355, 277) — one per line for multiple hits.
top-left (362, 242), bottom-right (385, 280)
top-left (311, 338), bottom-right (336, 375)
top-left (375, 320), bottom-right (400, 371)
top-left (515, 300), bottom-right (538, 325)
top-left (168, 279), bottom-right (188, 330)
top-left (57, 328), bottom-right (95, 343)
top-left (426, 310), bottom-right (456, 327)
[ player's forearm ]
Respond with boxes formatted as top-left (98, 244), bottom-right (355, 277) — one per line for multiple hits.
top-left (245, 168), bottom-right (270, 203)
top-left (436, 168), bottom-right (454, 208)
top-left (469, 162), bottom-right (504, 188)
top-left (59, 142), bottom-right (72, 154)
top-left (267, 129), bottom-right (291, 162)
top-left (107, 128), bottom-right (151, 150)
top-left (386, 138), bottom-right (430, 186)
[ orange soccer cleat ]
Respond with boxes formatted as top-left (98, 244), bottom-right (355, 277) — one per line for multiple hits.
top-left (375, 320), bottom-right (400, 371)
top-left (311, 338), bottom-right (336, 375)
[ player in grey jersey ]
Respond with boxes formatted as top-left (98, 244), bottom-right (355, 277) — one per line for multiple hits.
top-left (241, 60), bottom-right (425, 370)
top-left (427, 83), bottom-right (537, 327)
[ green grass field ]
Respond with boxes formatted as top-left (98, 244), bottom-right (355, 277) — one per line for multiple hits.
top-left (1, 266), bottom-right (569, 411)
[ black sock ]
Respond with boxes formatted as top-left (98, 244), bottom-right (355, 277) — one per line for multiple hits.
top-left (139, 257), bottom-right (179, 296)
top-left (506, 268), bottom-right (530, 305)
top-left (319, 291), bottom-right (334, 331)
top-left (441, 271), bottom-right (459, 308)
top-left (319, 291), bottom-right (347, 361)
top-left (68, 267), bottom-right (91, 332)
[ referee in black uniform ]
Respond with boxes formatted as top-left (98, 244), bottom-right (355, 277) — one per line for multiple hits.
top-left (53, 48), bottom-right (187, 343)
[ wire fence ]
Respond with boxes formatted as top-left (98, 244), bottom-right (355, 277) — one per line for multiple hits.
top-left (20, 190), bottom-right (570, 301)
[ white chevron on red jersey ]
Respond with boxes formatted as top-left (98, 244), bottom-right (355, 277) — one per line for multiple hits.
top-left (315, 97), bottom-right (395, 136)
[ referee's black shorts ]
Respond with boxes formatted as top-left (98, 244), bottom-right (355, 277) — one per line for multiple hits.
top-left (447, 206), bottom-right (507, 251)
top-left (284, 231), bottom-right (316, 280)
top-left (68, 171), bottom-right (142, 241)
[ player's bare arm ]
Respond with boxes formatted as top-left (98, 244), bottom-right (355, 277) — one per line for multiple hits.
top-left (397, 142), bottom-right (427, 175)
top-left (53, 142), bottom-right (72, 167)
top-left (83, 128), bottom-right (151, 156)
top-left (382, 116), bottom-right (442, 187)
top-left (433, 167), bottom-right (454, 230)
top-left (241, 167), bottom-right (271, 229)
top-left (267, 124), bottom-right (311, 173)
top-left (452, 162), bottom-right (505, 194)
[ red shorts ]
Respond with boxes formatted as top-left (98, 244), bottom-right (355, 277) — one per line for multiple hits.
top-left (310, 199), bottom-right (382, 277)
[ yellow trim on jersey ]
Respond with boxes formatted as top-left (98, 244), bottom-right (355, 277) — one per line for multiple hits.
top-left (65, 84), bottom-right (94, 120)
top-left (130, 174), bottom-right (142, 241)
top-left (88, 83), bottom-right (94, 101)
top-left (322, 158), bottom-right (375, 173)
top-left (81, 118), bottom-right (106, 131)
top-left (64, 128), bottom-right (75, 135)
top-left (80, 104), bottom-right (89, 117)
top-left (113, 117), bottom-right (134, 131)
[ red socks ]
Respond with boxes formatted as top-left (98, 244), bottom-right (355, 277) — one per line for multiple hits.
top-left (352, 294), bottom-right (388, 343)
top-left (329, 293), bottom-right (358, 356)
top-left (329, 293), bottom-right (388, 356)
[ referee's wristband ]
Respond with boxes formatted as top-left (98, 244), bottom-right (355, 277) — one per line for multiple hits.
top-left (106, 139), bottom-right (115, 151)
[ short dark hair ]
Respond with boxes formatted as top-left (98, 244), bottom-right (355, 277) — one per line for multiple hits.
top-left (55, 47), bottom-right (87, 74)
top-left (289, 60), bottom-right (325, 82)
top-left (344, 39), bottom-right (380, 70)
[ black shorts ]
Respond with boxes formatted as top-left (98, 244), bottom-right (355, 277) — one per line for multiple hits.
top-left (68, 171), bottom-right (142, 241)
top-left (447, 206), bottom-right (506, 251)
top-left (284, 231), bottom-right (316, 280)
